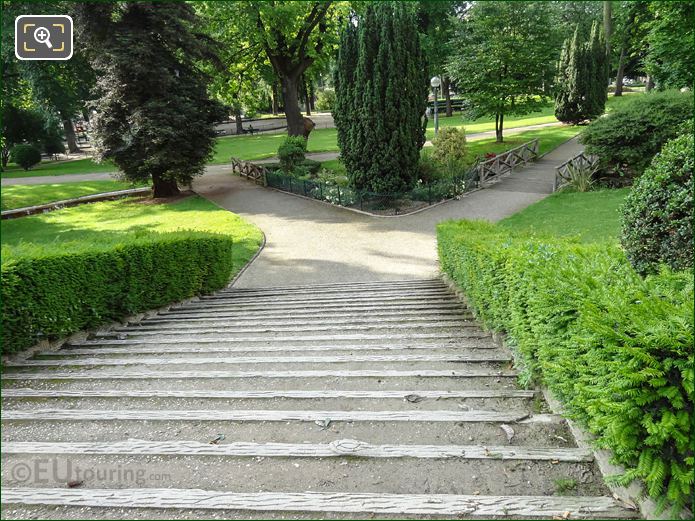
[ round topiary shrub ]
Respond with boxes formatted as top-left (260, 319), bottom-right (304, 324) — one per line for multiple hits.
top-left (431, 127), bottom-right (468, 165)
top-left (621, 133), bottom-right (694, 274)
top-left (10, 144), bottom-right (42, 170)
top-left (278, 135), bottom-right (307, 174)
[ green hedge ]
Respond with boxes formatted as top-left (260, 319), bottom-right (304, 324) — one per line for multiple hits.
top-left (2, 232), bottom-right (233, 353)
top-left (438, 220), bottom-right (693, 513)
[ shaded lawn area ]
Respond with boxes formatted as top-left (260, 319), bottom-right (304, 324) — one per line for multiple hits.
top-left (1, 195), bottom-right (263, 279)
top-left (1, 180), bottom-right (146, 211)
top-left (1, 157), bottom-right (116, 178)
top-left (499, 188), bottom-right (631, 243)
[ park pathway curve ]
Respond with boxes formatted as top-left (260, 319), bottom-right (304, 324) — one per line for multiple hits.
top-left (194, 136), bottom-right (583, 288)
top-left (1, 278), bottom-right (637, 519)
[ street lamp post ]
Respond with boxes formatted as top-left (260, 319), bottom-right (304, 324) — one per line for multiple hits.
top-left (430, 76), bottom-right (441, 137)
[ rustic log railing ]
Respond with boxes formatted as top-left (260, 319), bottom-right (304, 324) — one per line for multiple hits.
top-left (553, 152), bottom-right (599, 192)
top-left (230, 158), bottom-right (267, 185)
top-left (469, 138), bottom-right (540, 187)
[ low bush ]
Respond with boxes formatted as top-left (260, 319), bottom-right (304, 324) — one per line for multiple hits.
top-left (579, 90), bottom-right (693, 177)
top-left (263, 159), bottom-right (321, 177)
top-left (10, 144), bottom-right (42, 170)
top-left (622, 133), bottom-right (694, 274)
top-left (315, 88), bottom-right (335, 111)
top-left (438, 220), bottom-right (693, 513)
top-left (42, 134), bottom-right (66, 157)
top-left (1, 232), bottom-right (234, 353)
top-left (431, 127), bottom-right (469, 166)
top-left (278, 135), bottom-right (307, 173)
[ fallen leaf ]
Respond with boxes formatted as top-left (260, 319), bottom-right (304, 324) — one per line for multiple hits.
top-left (500, 424), bottom-right (515, 444)
top-left (404, 394), bottom-right (423, 403)
top-left (209, 433), bottom-right (225, 445)
top-left (315, 419), bottom-right (331, 430)
top-left (66, 480), bottom-right (83, 488)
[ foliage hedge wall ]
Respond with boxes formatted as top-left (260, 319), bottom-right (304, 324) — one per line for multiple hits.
top-left (2, 232), bottom-right (233, 353)
top-left (438, 220), bottom-right (693, 513)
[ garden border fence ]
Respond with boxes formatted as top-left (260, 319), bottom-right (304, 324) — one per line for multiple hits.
top-left (231, 138), bottom-right (540, 214)
top-left (553, 152), bottom-right (599, 192)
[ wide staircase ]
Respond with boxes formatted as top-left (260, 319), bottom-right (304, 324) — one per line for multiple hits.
top-left (1, 279), bottom-right (637, 519)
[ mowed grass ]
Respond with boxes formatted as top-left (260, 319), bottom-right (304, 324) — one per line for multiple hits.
top-left (499, 188), bottom-right (631, 243)
top-left (1, 195), bottom-right (263, 279)
top-left (1, 180), bottom-right (146, 211)
top-left (1, 158), bottom-right (116, 178)
top-left (1, 94), bottom-right (639, 179)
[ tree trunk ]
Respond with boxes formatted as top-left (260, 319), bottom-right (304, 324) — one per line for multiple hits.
top-left (234, 108), bottom-right (244, 134)
top-left (443, 76), bottom-right (453, 117)
top-left (309, 82), bottom-right (316, 112)
top-left (271, 82), bottom-right (279, 115)
top-left (614, 47), bottom-right (627, 96)
top-left (603, 1), bottom-right (612, 57)
top-left (1, 147), bottom-right (9, 168)
top-left (152, 173), bottom-right (180, 198)
top-left (495, 113), bottom-right (504, 143)
top-left (645, 75), bottom-right (654, 92)
top-left (61, 112), bottom-right (79, 153)
top-left (282, 75), bottom-right (304, 136)
top-left (303, 77), bottom-right (312, 116)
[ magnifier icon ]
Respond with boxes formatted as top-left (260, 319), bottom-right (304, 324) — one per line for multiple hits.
top-left (33, 26), bottom-right (53, 49)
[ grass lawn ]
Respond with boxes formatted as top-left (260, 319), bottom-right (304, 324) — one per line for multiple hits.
top-left (1, 195), bottom-right (263, 279)
top-left (1, 94), bottom-right (638, 179)
top-left (1, 180), bottom-right (147, 211)
top-left (499, 188), bottom-right (631, 243)
top-left (1, 158), bottom-right (116, 178)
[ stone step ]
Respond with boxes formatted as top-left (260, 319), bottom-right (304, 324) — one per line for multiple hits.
top-left (1, 408), bottom-right (554, 423)
top-left (90, 332), bottom-right (491, 344)
top-left (107, 321), bottom-right (481, 337)
top-left (219, 278), bottom-right (446, 294)
top-left (1, 389), bottom-right (534, 413)
top-left (157, 303), bottom-right (470, 318)
top-left (1, 452), bottom-right (604, 497)
top-left (38, 343), bottom-right (503, 358)
top-left (6, 353), bottom-right (513, 368)
top-left (1, 414), bottom-right (576, 447)
top-left (1, 438), bottom-right (590, 462)
top-left (128, 315), bottom-right (476, 330)
top-left (0, 489), bottom-right (637, 519)
top-left (202, 288), bottom-right (453, 302)
top-left (172, 295), bottom-right (460, 311)
top-left (139, 308), bottom-right (474, 324)
top-left (2, 368), bottom-right (517, 383)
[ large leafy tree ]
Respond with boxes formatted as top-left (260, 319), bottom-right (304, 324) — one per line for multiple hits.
top-left (74, 2), bottom-right (225, 197)
top-left (644, 1), bottom-right (693, 89)
top-left (1, 1), bottom-right (96, 153)
top-left (222, 2), bottom-right (343, 136)
top-left (334, 2), bottom-right (427, 193)
top-left (447, 1), bottom-right (558, 142)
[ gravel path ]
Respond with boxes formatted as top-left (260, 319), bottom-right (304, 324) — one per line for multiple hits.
top-left (193, 137), bottom-right (583, 288)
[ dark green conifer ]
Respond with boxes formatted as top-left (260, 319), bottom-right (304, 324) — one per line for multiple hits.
top-left (334, 2), bottom-right (427, 193)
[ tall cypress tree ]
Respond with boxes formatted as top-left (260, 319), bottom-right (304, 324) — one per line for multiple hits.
top-left (555, 23), bottom-right (608, 124)
top-left (334, 2), bottom-right (427, 193)
top-left (586, 21), bottom-right (608, 119)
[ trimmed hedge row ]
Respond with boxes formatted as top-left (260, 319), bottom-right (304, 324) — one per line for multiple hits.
top-left (2, 232), bottom-right (233, 353)
top-left (438, 220), bottom-right (693, 512)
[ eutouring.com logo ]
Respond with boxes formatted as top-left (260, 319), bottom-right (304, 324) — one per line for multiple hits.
top-left (9, 459), bottom-right (171, 486)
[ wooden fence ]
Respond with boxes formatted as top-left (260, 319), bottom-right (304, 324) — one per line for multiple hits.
top-left (469, 138), bottom-right (540, 187)
top-left (553, 152), bottom-right (599, 192)
top-left (230, 158), bottom-right (267, 185)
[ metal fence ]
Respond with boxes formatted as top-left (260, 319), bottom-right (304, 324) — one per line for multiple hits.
top-left (232, 138), bottom-right (540, 214)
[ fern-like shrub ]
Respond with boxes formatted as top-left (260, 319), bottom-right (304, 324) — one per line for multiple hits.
top-left (438, 220), bottom-right (693, 513)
